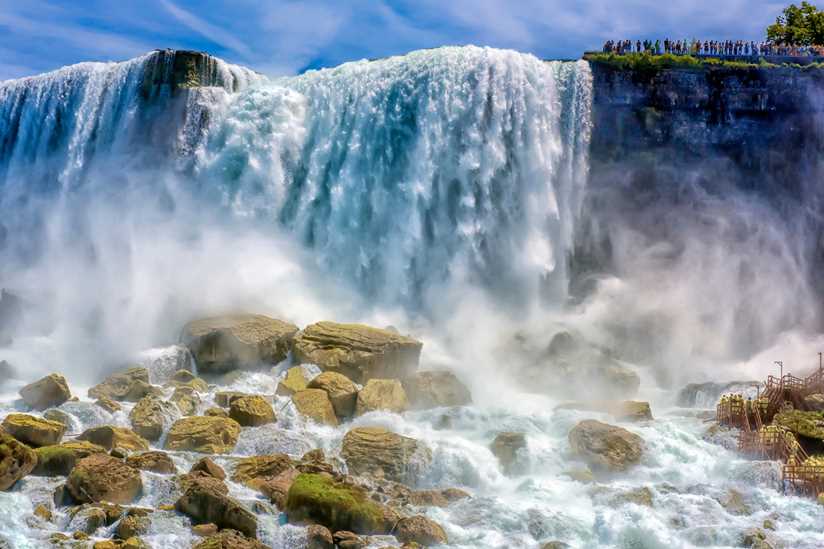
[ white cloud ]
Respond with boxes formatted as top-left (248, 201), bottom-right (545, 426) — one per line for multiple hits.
top-left (158, 0), bottom-right (254, 58)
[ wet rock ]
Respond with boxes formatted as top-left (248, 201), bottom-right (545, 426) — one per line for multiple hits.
top-left (0, 431), bottom-right (36, 489)
top-left (568, 420), bottom-right (643, 471)
top-left (292, 389), bottom-right (338, 426)
top-left (341, 426), bottom-right (430, 483)
top-left (555, 400), bottom-right (653, 421)
top-left (125, 451), bottom-right (177, 474)
top-left (257, 468), bottom-right (298, 508)
top-left (191, 457), bottom-right (226, 480)
top-left (742, 527), bottom-right (774, 549)
top-left (719, 488), bottom-right (751, 515)
top-left (192, 528), bottom-right (270, 549)
top-left (166, 369), bottom-right (208, 392)
top-left (170, 386), bottom-right (201, 416)
top-left (490, 432), bottom-right (526, 474)
top-left (275, 366), bottom-right (309, 397)
top-left (394, 515), bottom-right (448, 546)
top-left (33, 441), bottom-right (107, 476)
top-left (20, 373), bottom-right (71, 410)
top-left (139, 343), bottom-right (193, 384)
top-left (129, 395), bottom-right (177, 441)
top-left (88, 367), bottom-right (159, 402)
top-left (229, 395), bottom-right (276, 427)
top-left (611, 486), bottom-right (654, 506)
top-left (175, 474), bottom-right (258, 538)
top-left (177, 471), bottom-right (229, 496)
top-left (293, 321), bottom-right (422, 383)
top-left (332, 531), bottom-right (365, 549)
top-left (804, 393), bottom-right (824, 412)
top-left (215, 391), bottom-right (250, 407)
top-left (182, 314), bottom-right (299, 374)
top-left (95, 398), bottom-right (122, 414)
top-left (306, 524), bottom-right (334, 549)
top-left (205, 407), bottom-right (228, 418)
top-left (307, 371), bottom-right (358, 418)
top-left (285, 473), bottom-right (387, 534)
top-left (78, 426), bottom-right (150, 453)
top-left (192, 523), bottom-right (218, 537)
top-left (43, 409), bottom-right (73, 428)
top-left (67, 454), bottom-right (142, 504)
top-left (541, 543), bottom-right (571, 549)
top-left (165, 416), bottom-right (241, 453)
top-left (231, 453), bottom-right (293, 486)
top-left (115, 509), bottom-right (152, 539)
top-left (403, 370), bottom-right (471, 410)
top-left (69, 505), bottom-right (107, 534)
top-left (401, 487), bottom-right (469, 507)
top-left (296, 449), bottom-right (335, 475)
top-left (2, 413), bottom-right (65, 447)
top-left (355, 379), bottom-right (409, 416)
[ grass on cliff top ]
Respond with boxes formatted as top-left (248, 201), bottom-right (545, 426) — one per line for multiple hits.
top-left (584, 52), bottom-right (824, 71)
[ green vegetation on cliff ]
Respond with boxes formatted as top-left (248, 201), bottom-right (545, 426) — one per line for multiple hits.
top-left (767, 2), bottom-right (824, 46)
top-left (584, 52), bottom-right (824, 71)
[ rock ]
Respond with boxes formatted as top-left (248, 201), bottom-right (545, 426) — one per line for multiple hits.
top-left (67, 454), bottom-right (142, 504)
top-left (720, 488), bottom-right (751, 515)
top-left (307, 371), bottom-right (358, 418)
top-left (292, 389), bottom-right (338, 426)
top-left (33, 441), bottom-right (107, 476)
top-left (205, 407), bottom-right (228, 418)
top-left (177, 471), bottom-right (229, 496)
top-left (257, 468), bottom-right (298, 508)
top-left (215, 391), bottom-right (250, 407)
top-left (165, 416), bottom-right (241, 454)
top-left (355, 379), bottom-right (409, 416)
top-left (275, 367), bottom-right (309, 397)
top-left (296, 449), bottom-right (334, 475)
top-left (175, 475), bottom-right (258, 538)
top-left (191, 457), bottom-right (226, 480)
top-left (192, 523), bottom-right (219, 537)
top-left (69, 505), bottom-right (107, 534)
top-left (129, 395), bottom-right (177, 441)
top-left (170, 386), bottom-right (201, 416)
top-left (33, 502), bottom-right (52, 522)
top-left (125, 451), bottom-right (177, 474)
top-left (564, 469), bottom-right (594, 483)
top-left (115, 512), bottom-right (150, 539)
top-left (192, 529), bottom-right (270, 549)
top-left (231, 454), bottom-right (293, 487)
top-left (88, 367), bottom-right (159, 402)
top-left (402, 487), bottom-right (468, 507)
top-left (293, 321), bottom-right (423, 383)
top-left (804, 394), bottom-right (824, 412)
top-left (306, 524), bottom-right (334, 549)
top-left (229, 396), bottom-right (276, 427)
top-left (285, 473), bottom-right (387, 534)
top-left (43, 409), bottom-right (73, 428)
top-left (182, 314), bottom-right (299, 374)
top-left (403, 370), bottom-right (471, 410)
top-left (2, 413), bottom-right (65, 447)
top-left (19, 373), bottom-right (71, 410)
top-left (332, 531), bottom-right (365, 549)
top-left (0, 432), bottom-right (36, 489)
top-left (95, 398), bottom-right (122, 414)
top-left (394, 515), bottom-right (448, 546)
top-left (489, 432), bottom-right (526, 474)
top-left (77, 426), bottom-right (150, 453)
top-left (167, 369), bottom-right (208, 392)
top-left (555, 400), bottom-right (653, 421)
top-left (742, 527), bottom-right (774, 549)
top-left (541, 543), bottom-right (571, 549)
top-left (568, 420), bottom-right (643, 471)
top-left (773, 410), bottom-right (824, 440)
top-left (341, 427), bottom-right (430, 483)
top-left (612, 486), bottom-right (653, 506)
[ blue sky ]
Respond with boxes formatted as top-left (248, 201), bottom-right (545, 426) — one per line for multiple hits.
top-left (0, 0), bottom-right (789, 80)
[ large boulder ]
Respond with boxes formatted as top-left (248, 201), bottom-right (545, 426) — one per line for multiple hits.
top-left (403, 370), bottom-right (471, 410)
top-left (395, 515), bottom-right (448, 546)
top-left (2, 413), bottom-right (65, 447)
top-left (125, 451), bottom-right (177, 474)
top-left (129, 395), bottom-right (178, 441)
top-left (0, 432), bottom-right (36, 490)
top-left (568, 420), bottom-right (644, 471)
top-left (175, 474), bottom-right (258, 538)
top-left (307, 372), bottom-right (358, 419)
top-left (341, 427), bottom-right (430, 483)
top-left (215, 391), bottom-right (251, 407)
top-left (355, 379), bottom-right (408, 416)
top-left (292, 389), bottom-right (339, 426)
top-left (165, 416), bottom-right (241, 454)
top-left (181, 314), bottom-right (299, 374)
top-left (275, 367), bottom-right (310, 397)
top-left (293, 322), bottom-right (422, 383)
top-left (285, 473), bottom-right (387, 534)
top-left (229, 396), bottom-right (276, 427)
top-left (88, 367), bottom-right (159, 402)
top-left (67, 454), bottom-right (143, 504)
top-left (193, 529), bottom-right (270, 549)
top-left (489, 432), bottom-right (526, 475)
top-left (33, 441), bottom-right (107, 476)
top-left (77, 426), bottom-right (150, 453)
top-left (231, 454), bottom-right (294, 487)
top-left (19, 374), bottom-right (71, 410)
top-left (166, 369), bottom-right (208, 392)
top-left (191, 457), bottom-right (226, 480)
top-left (170, 386), bottom-right (201, 416)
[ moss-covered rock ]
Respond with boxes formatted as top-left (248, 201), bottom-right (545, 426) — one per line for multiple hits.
top-left (395, 515), bottom-right (448, 546)
top-left (165, 416), bottom-right (241, 454)
top-left (229, 396), bottom-right (276, 427)
top-left (43, 408), bottom-right (73, 428)
top-left (403, 370), bottom-right (471, 410)
top-left (0, 432), bottom-right (36, 490)
top-left (205, 407), bottom-right (228, 418)
top-left (94, 398), bottom-right (122, 414)
top-left (182, 314), bottom-right (299, 374)
top-left (175, 475), bottom-right (258, 538)
top-left (307, 371), bottom-right (358, 419)
top-left (129, 395), bottom-right (177, 441)
top-left (292, 389), bottom-right (339, 426)
top-left (215, 391), bottom-right (251, 407)
top-left (341, 426), bottom-right (430, 484)
top-left (2, 413), bottom-right (65, 447)
top-left (355, 379), bottom-right (409, 416)
top-left (231, 454), bottom-right (294, 487)
top-left (77, 426), bottom-right (150, 453)
top-left (193, 529), bottom-right (270, 549)
top-left (285, 473), bottom-right (387, 534)
top-left (166, 370), bottom-right (208, 392)
top-left (20, 373), bottom-right (71, 410)
top-left (88, 367), bottom-right (159, 402)
top-left (293, 321), bottom-right (422, 383)
top-left (33, 441), bottom-right (106, 476)
top-left (191, 457), bottom-right (226, 480)
top-left (125, 451), bottom-right (177, 474)
top-left (67, 454), bottom-right (142, 504)
top-left (170, 386), bottom-right (201, 416)
top-left (773, 410), bottom-right (824, 440)
top-left (276, 367), bottom-right (309, 397)
top-left (568, 420), bottom-right (643, 471)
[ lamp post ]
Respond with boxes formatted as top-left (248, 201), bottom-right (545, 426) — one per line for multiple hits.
top-left (775, 361), bottom-right (784, 389)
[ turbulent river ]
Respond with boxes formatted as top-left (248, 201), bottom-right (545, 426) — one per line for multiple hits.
top-left (0, 46), bottom-right (823, 548)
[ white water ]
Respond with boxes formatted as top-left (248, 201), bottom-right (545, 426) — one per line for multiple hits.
top-left (0, 46), bottom-right (821, 548)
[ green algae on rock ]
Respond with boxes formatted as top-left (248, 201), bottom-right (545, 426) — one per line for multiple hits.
top-left (285, 473), bottom-right (386, 534)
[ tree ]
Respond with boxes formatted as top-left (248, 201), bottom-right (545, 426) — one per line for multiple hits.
top-left (767, 2), bottom-right (824, 45)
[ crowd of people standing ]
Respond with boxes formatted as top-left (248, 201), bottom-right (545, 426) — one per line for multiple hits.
top-left (602, 39), bottom-right (824, 57)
